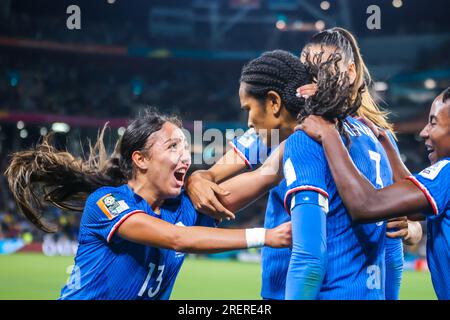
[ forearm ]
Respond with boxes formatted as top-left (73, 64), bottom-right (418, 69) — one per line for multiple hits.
top-left (190, 169), bottom-right (217, 183)
top-left (320, 131), bottom-right (428, 222)
top-left (320, 131), bottom-right (381, 217)
top-left (118, 213), bottom-right (248, 253)
top-left (285, 201), bottom-right (327, 300)
top-left (218, 169), bottom-right (277, 212)
top-left (218, 143), bottom-right (284, 212)
top-left (378, 132), bottom-right (411, 182)
top-left (174, 226), bottom-right (248, 253)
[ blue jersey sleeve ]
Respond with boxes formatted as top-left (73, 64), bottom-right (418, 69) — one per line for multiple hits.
top-left (285, 191), bottom-right (327, 300)
top-left (283, 131), bottom-right (330, 214)
top-left (83, 188), bottom-right (146, 243)
top-left (408, 159), bottom-right (450, 219)
top-left (229, 129), bottom-right (270, 170)
top-left (180, 192), bottom-right (217, 228)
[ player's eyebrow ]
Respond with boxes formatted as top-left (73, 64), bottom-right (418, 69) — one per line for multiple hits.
top-left (164, 137), bottom-right (183, 145)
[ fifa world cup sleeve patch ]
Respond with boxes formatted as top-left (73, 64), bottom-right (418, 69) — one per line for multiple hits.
top-left (96, 194), bottom-right (130, 219)
top-left (418, 160), bottom-right (450, 181)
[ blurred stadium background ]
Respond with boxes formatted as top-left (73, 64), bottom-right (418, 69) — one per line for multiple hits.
top-left (0, 0), bottom-right (449, 299)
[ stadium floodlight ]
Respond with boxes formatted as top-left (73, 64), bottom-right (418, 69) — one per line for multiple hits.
top-left (392, 0), bottom-right (403, 8)
top-left (117, 127), bottom-right (126, 136)
top-left (374, 82), bottom-right (389, 92)
top-left (40, 127), bottom-right (48, 136)
top-left (424, 78), bottom-right (437, 90)
top-left (320, 1), bottom-right (330, 11)
top-left (17, 121), bottom-right (25, 130)
top-left (315, 20), bottom-right (326, 31)
top-left (20, 129), bottom-right (28, 139)
top-left (276, 20), bottom-right (287, 30)
top-left (51, 122), bottom-right (71, 133)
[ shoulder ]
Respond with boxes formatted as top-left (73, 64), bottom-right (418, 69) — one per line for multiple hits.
top-left (284, 130), bottom-right (324, 159)
top-left (85, 185), bottom-right (132, 210)
top-left (234, 128), bottom-right (259, 147)
top-left (286, 130), bottom-right (320, 148)
top-left (417, 159), bottom-right (450, 181)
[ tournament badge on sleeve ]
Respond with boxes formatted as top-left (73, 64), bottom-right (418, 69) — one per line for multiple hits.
top-left (97, 194), bottom-right (130, 219)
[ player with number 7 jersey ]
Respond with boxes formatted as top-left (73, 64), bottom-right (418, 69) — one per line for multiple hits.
top-left (283, 116), bottom-right (392, 299)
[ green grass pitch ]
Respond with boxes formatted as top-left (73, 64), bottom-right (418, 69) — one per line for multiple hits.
top-left (0, 253), bottom-right (437, 300)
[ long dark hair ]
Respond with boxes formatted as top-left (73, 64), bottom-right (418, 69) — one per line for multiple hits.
top-left (4, 109), bottom-right (181, 232)
top-left (298, 50), bottom-right (362, 141)
top-left (240, 49), bottom-right (357, 140)
top-left (303, 27), bottom-right (395, 136)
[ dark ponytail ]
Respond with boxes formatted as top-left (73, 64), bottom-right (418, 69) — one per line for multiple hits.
top-left (4, 109), bottom-right (181, 232)
top-left (298, 50), bottom-right (361, 144)
top-left (303, 27), bottom-right (395, 136)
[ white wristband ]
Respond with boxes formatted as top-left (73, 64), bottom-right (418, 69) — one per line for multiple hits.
top-left (245, 228), bottom-right (266, 248)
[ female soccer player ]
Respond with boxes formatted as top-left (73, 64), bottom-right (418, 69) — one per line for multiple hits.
top-left (188, 49), bottom-right (314, 300)
top-left (187, 29), bottom-right (421, 300)
top-left (297, 87), bottom-right (450, 300)
top-left (4, 110), bottom-right (291, 300)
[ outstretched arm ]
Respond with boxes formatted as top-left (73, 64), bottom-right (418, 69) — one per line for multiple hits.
top-left (118, 213), bottom-right (292, 254)
top-left (298, 116), bottom-right (431, 223)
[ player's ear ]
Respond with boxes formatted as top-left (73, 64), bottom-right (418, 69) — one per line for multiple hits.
top-left (266, 90), bottom-right (282, 116)
top-left (131, 150), bottom-right (149, 171)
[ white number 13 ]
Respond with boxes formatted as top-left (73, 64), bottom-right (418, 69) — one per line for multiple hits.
top-left (138, 263), bottom-right (165, 298)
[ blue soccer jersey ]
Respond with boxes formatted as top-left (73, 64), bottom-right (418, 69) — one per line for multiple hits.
top-left (407, 158), bottom-right (450, 300)
top-left (283, 117), bottom-right (392, 299)
top-left (60, 185), bottom-right (215, 300)
top-left (230, 129), bottom-right (291, 300)
top-left (384, 132), bottom-right (404, 300)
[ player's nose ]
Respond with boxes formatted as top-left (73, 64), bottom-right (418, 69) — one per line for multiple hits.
top-left (419, 124), bottom-right (430, 140)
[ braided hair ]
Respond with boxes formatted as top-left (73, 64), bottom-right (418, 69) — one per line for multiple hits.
top-left (240, 49), bottom-right (359, 143)
top-left (239, 50), bottom-right (312, 118)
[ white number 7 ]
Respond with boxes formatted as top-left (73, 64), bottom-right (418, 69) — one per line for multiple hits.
top-left (369, 150), bottom-right (384, 188)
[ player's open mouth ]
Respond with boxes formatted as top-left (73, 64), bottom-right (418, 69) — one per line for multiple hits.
top-left (173, 167), bottom-right (187, 185)
top-left (425, 144), bottom-right (436, 160)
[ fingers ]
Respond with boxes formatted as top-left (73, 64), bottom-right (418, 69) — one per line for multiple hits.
top-left (355, 116), bottom-right (380, 137)
top-left (386, 219), bottom-right (408, 230)
top-left (387, 216), bottom-right (408, 222)
top-left (210, 183), bottom-right (230, 196)
top-left (209, 197), bottom-right (236, 220)
top-left (386, 229), bottom-right (409, 239)
top-left (386, 216), bottom-right (409, 239)
top-left (296, 84), bottom-right (318, 99)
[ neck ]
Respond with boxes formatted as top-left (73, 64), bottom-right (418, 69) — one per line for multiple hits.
top-left (279, 117), bottom-right (297, 141)
top-left (127, 178), bottom-right (164, 212)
